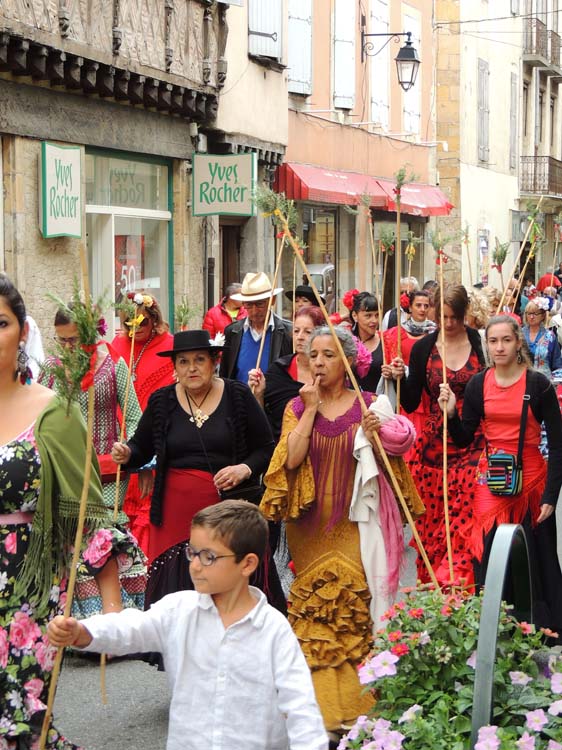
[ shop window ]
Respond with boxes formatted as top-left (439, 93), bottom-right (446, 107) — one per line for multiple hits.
top-left (85, 152), bottom-right (172, 337)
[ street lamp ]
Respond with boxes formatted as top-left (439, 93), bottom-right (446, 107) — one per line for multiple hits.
top-left (360, 15), bottom-right (421, 92)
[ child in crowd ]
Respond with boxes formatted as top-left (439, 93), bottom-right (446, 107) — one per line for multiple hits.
top-left (48, 500), bottom-right (328, 750)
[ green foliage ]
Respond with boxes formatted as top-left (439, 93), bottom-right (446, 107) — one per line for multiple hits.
top-left (339, 585), bottom-right (562, 749)
top-left (379, 226), bottom-right (396, 254)
top-left (492, 240), bottom-right (510, 272)
top-left (254, 186), bottom-right (299, 234)
top-left (174, 296), bottom-right (201, 330)
top-left (42, 280), bottom-right (108, 413)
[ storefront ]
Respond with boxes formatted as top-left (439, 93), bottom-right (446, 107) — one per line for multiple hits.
top-left (85, 150), bottom-right (173, 337)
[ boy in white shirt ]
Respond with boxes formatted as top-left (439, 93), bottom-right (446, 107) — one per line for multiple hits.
top-left (48, 500), bottom-right (328, 750)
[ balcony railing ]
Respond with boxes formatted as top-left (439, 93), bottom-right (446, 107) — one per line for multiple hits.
top-left (549, 29), bottom-right (561, 67)
top-left (520, 155), bottom-right (562, 196)
top-left (524, 17), bottom-right (548, 58)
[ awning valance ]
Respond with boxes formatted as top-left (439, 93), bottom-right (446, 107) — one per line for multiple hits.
top-left (274, 163), bottom-right (453, 217)
top-left (275, 162), bottom-right (388, 208)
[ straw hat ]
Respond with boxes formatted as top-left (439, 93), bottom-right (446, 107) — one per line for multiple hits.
top-left (230, 272), bottom-right (283, 302)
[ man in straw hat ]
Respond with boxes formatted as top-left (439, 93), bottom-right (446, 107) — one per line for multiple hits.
top-left (220, 272), bottom-right (293, 383)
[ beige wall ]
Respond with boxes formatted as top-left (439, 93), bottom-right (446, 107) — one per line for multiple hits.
top-left (215, 3), bottom-right (288, 148)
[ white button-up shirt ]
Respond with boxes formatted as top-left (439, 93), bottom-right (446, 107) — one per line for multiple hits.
top-left (82, 587), bottom-right (328, 750)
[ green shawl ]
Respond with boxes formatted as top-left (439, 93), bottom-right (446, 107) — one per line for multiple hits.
top-left (15, 396), bottom-right (109, 615)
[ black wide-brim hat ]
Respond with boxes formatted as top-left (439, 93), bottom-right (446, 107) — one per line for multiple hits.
top-left (285, 285), bottom-right (325, 306)
top-left (156, 329), bottom-right (224, 357)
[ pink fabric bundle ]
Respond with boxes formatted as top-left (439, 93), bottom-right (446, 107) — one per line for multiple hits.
top-left (377, 414), bottom-right (416, 594)
top-left (379, 414), bottom-right (416, 456)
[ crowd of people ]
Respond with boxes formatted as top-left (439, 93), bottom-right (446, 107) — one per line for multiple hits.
top-left (1, 267), bottom-right (562, 750)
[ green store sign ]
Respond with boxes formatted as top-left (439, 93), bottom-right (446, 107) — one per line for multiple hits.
top-left (40, 142), bottom-right (82, 238)
top-left (192, 152), bottom-right (256, 217)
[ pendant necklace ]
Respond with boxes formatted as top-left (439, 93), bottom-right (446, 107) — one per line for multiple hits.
top-left (185, 383), bottom-right (214, 428)
top-left (131, 332), bottom-right (155, 382)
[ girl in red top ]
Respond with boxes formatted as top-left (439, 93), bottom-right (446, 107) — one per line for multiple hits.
top-left (439, 315), bottom-right (562, 634)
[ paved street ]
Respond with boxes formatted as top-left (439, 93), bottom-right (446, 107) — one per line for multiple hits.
top-left (54, 655), bottom-right (169, 749)
top-left (53, 508), bottom-right (561, 749)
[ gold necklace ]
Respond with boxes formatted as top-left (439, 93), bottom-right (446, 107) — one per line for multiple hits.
top-left (185, 384), bottom-right (214, 428)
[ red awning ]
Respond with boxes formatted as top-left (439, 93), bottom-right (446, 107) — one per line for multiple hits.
top-left (275, 162), bottom-right (388, 208)
top-left (275, 163), bottom-right (453, 217)
top-left (377, 179), bottom-right (454, 217)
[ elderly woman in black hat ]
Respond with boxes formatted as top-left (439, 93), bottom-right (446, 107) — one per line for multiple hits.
top-left (112, 329), bottom-right (276, 611)
top-left (285, 284), bottom-right (326, 314)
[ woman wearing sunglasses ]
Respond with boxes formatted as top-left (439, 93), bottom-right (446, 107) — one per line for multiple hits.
top-left (522, 296), bottom-right (562, 379)
top-left (111, 292), bottom-right (176, 554)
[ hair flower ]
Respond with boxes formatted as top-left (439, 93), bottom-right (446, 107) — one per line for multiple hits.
top-left (535, 296), bottom-right (551, 312)
top-left (96, 318), bottom-right (107, 337)
top-left (210, 332), bottom-right (225, 347)
top-left (133, 292), bottom-right (144, 305)
top-left (343, 289), bottom-right (360, 311)
top-left (352, 335), bottom-right (372, 377)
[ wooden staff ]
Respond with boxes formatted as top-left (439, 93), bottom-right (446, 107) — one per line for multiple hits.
top-left (368, 220), bottom-right (388, 397)
top-left (395, 194), bottom-right (402, 413)
top-left (113, 312), bottom-right (140, 522)
top-left (253, 232), bottom-right (287, 376)
top-left (275, 210), bottom-right (440, 589)
top-left (292, 254), bottom-right (297, 352)
top-left (463, 227), bottom-right (474, 289)
top-left (40, 330), bottom-right (96, 750)
top-left (496, 197), bottom-right (544, 314)
top-left (549, 227), bottom-right (560, 289)
top-left (512, 240), bottom-right (539, 316)
top-left (437, 243), bottom-right (455, 585)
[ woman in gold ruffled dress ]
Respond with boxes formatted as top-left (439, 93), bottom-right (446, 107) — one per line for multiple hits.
top-left (260, 326), bottom-right (423, 739)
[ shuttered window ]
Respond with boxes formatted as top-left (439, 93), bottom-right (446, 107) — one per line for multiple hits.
top-left (333, 0), bottom-right (355, 109)
top-left (478, 58), bottom-right (490, 163)
top-left (248, 0), bottom-right (283, 60)
top-left (510, 72), bottom-right (518, 170)
top-left (370, 0), bottom-right (390, 129)
top-left (402, 12), bottom-right (421, 135)
top-left (288, 0), bottom-right (312, 95)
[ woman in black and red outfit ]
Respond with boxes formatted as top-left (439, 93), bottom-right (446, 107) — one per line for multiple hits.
top-left (111, 329), bottom-right (278, 611)
top-left (389, 284), bottom-right (486, 586)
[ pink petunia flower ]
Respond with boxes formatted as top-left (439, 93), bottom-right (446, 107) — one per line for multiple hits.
top-left (475, 725), bottom-right (500, 750)
top-left (552, 673), bottom-right (562, 694)
top-left (519, 621), bottom-right (535, 635)
top-left (370, 650), bottom-right (400, 679)
top-left (525, 709), bottom-right (548, 732)
top-left (547, 742), bottom-right (562, 750)
top-left (398, 704), bottom-right (422, 724)
top-left (467, 650), bottom-right (478, 669)
top-left (510, 671), bottom-right (532, 686)
top-left (517, 732), bottom-right (536, 750)
top-left (548, 699), bottom-right (562, 716)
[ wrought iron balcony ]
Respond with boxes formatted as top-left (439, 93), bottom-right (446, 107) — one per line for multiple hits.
top-left (524, 17), bottom-right (548, 59)
top-left (520, 155), bottom-right (562, 197)
top-left (549, 29), bottom-right (561, 68)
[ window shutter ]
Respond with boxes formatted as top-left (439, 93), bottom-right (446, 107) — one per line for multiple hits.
top-left (288, 0), bottom-right (312, 95)
top-left (510, 72), bottom-right (518, 170)
top-left (478, 58), bottom-right (490, 162)
top-left (333, 0), bottom-right (355, 109)
top-left (248, 0), bottom-right (283, 60)
top-left (370, 0), bottom-right (390, 129)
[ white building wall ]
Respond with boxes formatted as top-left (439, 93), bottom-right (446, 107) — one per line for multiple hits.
top-left (458, 2), bottom-right (522, 288)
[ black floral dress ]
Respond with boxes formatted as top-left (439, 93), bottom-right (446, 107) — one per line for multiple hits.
top-left (409, 348), bottom-right (485, 586)
top-left (0, 423), bottom-right (130, 749)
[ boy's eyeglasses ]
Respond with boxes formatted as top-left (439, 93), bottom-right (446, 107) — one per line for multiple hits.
top-left (185, 543), bottom-right (236, 566)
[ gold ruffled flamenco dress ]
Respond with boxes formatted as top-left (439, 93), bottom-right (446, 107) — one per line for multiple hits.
top-left (262, 397), bottom-right (372, 730)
